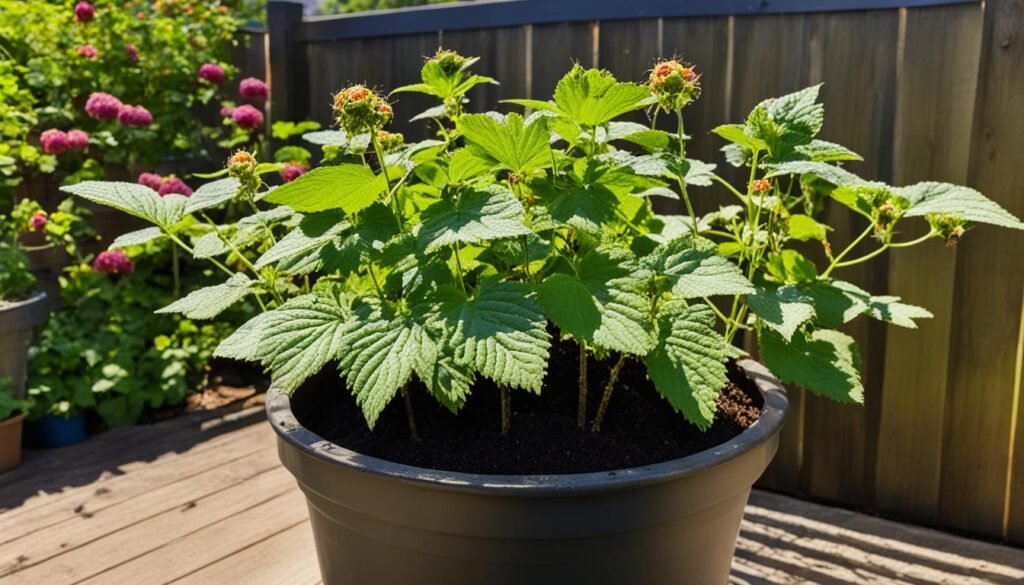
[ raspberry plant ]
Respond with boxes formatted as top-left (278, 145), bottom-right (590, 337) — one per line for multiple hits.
top-left (62, 53), bottom-right (1024, 437)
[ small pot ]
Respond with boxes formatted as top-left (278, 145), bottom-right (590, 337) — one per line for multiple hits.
top-left (0, 291), bottom-right (50, 398)
top-left (0, 413), bottom-right (26, 473)
top-left (268, 359), bottom-right (788, 585)
top-left (24, 414), bottom-right (87, 448)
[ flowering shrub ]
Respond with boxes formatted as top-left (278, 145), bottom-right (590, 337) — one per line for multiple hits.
top-left (63, 52), bottom-right (1024, 436)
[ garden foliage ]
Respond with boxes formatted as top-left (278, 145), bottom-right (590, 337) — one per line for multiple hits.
top-left (64, 52), bottom-right (1024, 433)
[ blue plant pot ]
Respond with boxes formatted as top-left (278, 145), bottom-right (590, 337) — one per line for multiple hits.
top-left (25, 414), bottom-right (86, 448)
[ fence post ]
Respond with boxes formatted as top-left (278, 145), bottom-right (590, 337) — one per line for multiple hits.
top-left (267, 1), bottom-right (305, 131)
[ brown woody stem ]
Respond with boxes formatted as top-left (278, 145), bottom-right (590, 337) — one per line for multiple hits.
top-left (592, 354), bottom-right (626, 432)
top-left (577, 342), bottom-right (589, 429)
top-left (501, 387), bottom-right (511, 435)
top-left (401, 385), bottom-right (419, 441)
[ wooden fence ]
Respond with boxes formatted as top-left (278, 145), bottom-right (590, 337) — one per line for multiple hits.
top-left (261, 0), bottom-right (1024, 544)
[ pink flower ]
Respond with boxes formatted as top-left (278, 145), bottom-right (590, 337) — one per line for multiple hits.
top-left (219, 106), bottom-right (234, 118)
top-left (137, 172), bottom-right (163, 190)
top-left (74, 2), bottom-right (94, 22)
top-left (29, 211), bottom-right (48, 232)
top-left (157, 176), bottom-right (193, 197)
top-left (40, 129), bottom-right (70, 155)
top-left (280, 163), bottom-right (308, 183)
top-left (231, 104), bottom-right (263, 130)
top-left (238, 77), bottom-right (268, 101)
top-left (85, 92), bottom-right (123, 121)
top-left (118, 104), bottom-right (153, 127)
top-left (67, 130), bottom-right (89, 151)
top-left (77, 45), bottom-right (98, 59)
top-left (126, 44), bottom-right (139, 64)
top-left (197, 63), bottom-right (225, 85)
top-left (92, 250), bottom-right (134, 275)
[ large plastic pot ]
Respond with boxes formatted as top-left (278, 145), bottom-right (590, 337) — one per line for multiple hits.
top-left (268, 359), bottom-right (788, 585)
top-left (0, 413), bottom-right (26, 473)
top-left (0, 292), bottom-right (49, 398)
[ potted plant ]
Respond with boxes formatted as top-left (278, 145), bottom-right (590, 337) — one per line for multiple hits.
top-left (0, 237), bottom-right (49, 399)
top-left (0, 376), bottom-right (31, 472)
top-left (63, 53), bottom-right (1024, 584)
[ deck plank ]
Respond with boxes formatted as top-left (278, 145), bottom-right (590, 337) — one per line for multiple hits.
top-left (0, 408), bottom-right (1020, 585)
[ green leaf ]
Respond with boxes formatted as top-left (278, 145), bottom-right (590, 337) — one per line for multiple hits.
top-left (796, 140), bottom-right (862, 162)
top-left (255, 210), bottom-right (349, 269)
top-left (553, 66), bottom-right (652, 126)
top-left (214, 289), bottom-right (354, 392)
top-left (712, 124), bottom-right (768, 151)
top-left (645, 236), bottom-right (754, 298)
top-left (109, 226), bottom-right (163, 250)
top-left (759, 327), bottom-right (864, 404)
top-left (644, 302), bottom-right (731, 429)
top-left (765, 161), bottom-right (865, 187)
top-left (447, 148), bottom-right (494, 183)
top-left (184, 178), bottom-right (240, 214)
top-left (802, 279), bottom-right (932, 329)
top-left (530, 177), bottom-right (622, 234)
top-left (262, 164), bottom-right (387, 214)
top-left (156, 273), bottom-right (252, 320)
top-left (458, 113), bottom-right (551, 175)
top-left (759, 84), bottom-right (824, 141)
top-left (747, 285), bottom-right (816, 341)
top-left (418, 185), bottom-right (529, 253)
top-left (897, 182), bottom-right (1024, 229)
top-left (336, 303), bottom-right (433, 428)
top-left (536, 248), bottom-right (655, 355)
top-left (438, 280), bottom-right (550, 393)
top-left (787, 214), bottom-right (829, 241)
top-left (766, 249), bottom-right (819, 284)
top-left (60, 181), bottom-right (187, 230)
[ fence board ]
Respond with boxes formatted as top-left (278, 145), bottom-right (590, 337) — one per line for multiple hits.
top-left (942, 0), bottom-right (1024, 537)
top-left (305, 40), bottom-right (363, 128)
top-left (730, 13), bottom-right (815, 494)
top-left (529, 22), bottom-right (596, 101)
top-left (874, 3), bottom-right (982, 524)
top-left (800, 9), bottom-right (900, 509)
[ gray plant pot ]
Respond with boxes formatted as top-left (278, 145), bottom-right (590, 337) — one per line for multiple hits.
top-left (268, 359), bottom-right (788, 585)
top-left (0, 292), bottom-right (49, 398)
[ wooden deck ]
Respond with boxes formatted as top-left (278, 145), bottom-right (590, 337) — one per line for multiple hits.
top-left (1, 404), bottom-right (1022, 585)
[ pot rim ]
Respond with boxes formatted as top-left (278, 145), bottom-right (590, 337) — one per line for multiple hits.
top-left (0, 291), bottom-right (49, 330)
top-left (0, 412), bottom-right (26, 428)
top-left (266, 358), bottom-right (788, 496)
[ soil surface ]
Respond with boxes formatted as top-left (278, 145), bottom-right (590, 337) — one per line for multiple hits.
top-left (293, 337), bottom-right (763, 475)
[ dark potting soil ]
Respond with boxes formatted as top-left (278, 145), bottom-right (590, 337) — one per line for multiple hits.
top-left (291, 337), bottom-right (764, 475)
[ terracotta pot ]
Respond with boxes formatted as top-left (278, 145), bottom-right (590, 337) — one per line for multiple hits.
top-left (0, 292), bottom-right (49, 398)
top-left (268, 359), bottom-right (788, 585)
top-left (0, 413), bottom-right (26, 473)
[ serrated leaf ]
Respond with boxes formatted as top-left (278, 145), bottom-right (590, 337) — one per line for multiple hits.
top-left (156, 273), bottom-right (252, 320)
top-left (60, 181), bottom-right (187, 230)
top-left (191, 231), bottom-right (229, 259)
top-left (712, 124), bottom-right (768, 151)
top-left (458, 112), bottom-right (551, 175)
top-left (645, 236), bottom-right (754, 298)
top-left (262, 164), bottom-right (387, 214)
top-left (643, 301), bottom-right (731, 429)
top-left (802, 279), bottom-right (932, 329)
top-left (795, 140), bottom-right (862, 162)
top-left (184, 178), bottom-right (240, 214)
top-left (418, 184), bottom-right (529, 252)
top-left (110, 226), bottom-right (163, 250)
top-left (536, 248), bottom-right (654, 355)
top-left (553, 66), bottom-right (652, 126)
top-left (897, 182), bottom-right (1024, 229)
top-left (766, 249), bottom-right (819, 284)
top-left (336, 304), bottom-right (432, 428)
top-left (255, 210), bottom-right (348, 269)
top-left (760, 327), bottom-right (864, 403)
top-left (447, 148), bottom-right (495, 183)
top-left (437, 280), bottom-right (550, 393)
top-left (766, 161), bottom-right (866, 187)
top-left (747, 285), bottom-right (816, 341)
top-left (410, 328), bottom-right (474, 414)
top-left (215, 289), bottom-right (354, 392)
top-left (759, 84), bottom-right (824, 141)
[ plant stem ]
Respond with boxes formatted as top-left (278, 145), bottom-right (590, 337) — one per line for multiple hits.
top-left (521, 234), bottom-right (532, 280)
top-left (577, 342), bottom-right (589, 429)
top-left (452, 244), bottom-right (467, 292)
top-left (401, 384), bottom-right (420, 441)
top-left (171, 244), bottom-right (181, 299)
top-left (165, 232), bottom-right (235, 279)
top-left (675, 110), bottom-right (699, 237)
top-left (709, 173), bottom-right (747, 203)
top-left (371, 131), bottom-right (403, 231)
top-left (500, 386), bottom-right (511, 435)
top-left (822, 224), bottom-right (875, 278)
top-left (592, 354), bottom-right (626, 432)
top-left (202, 213), bottom-right (284, 305)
